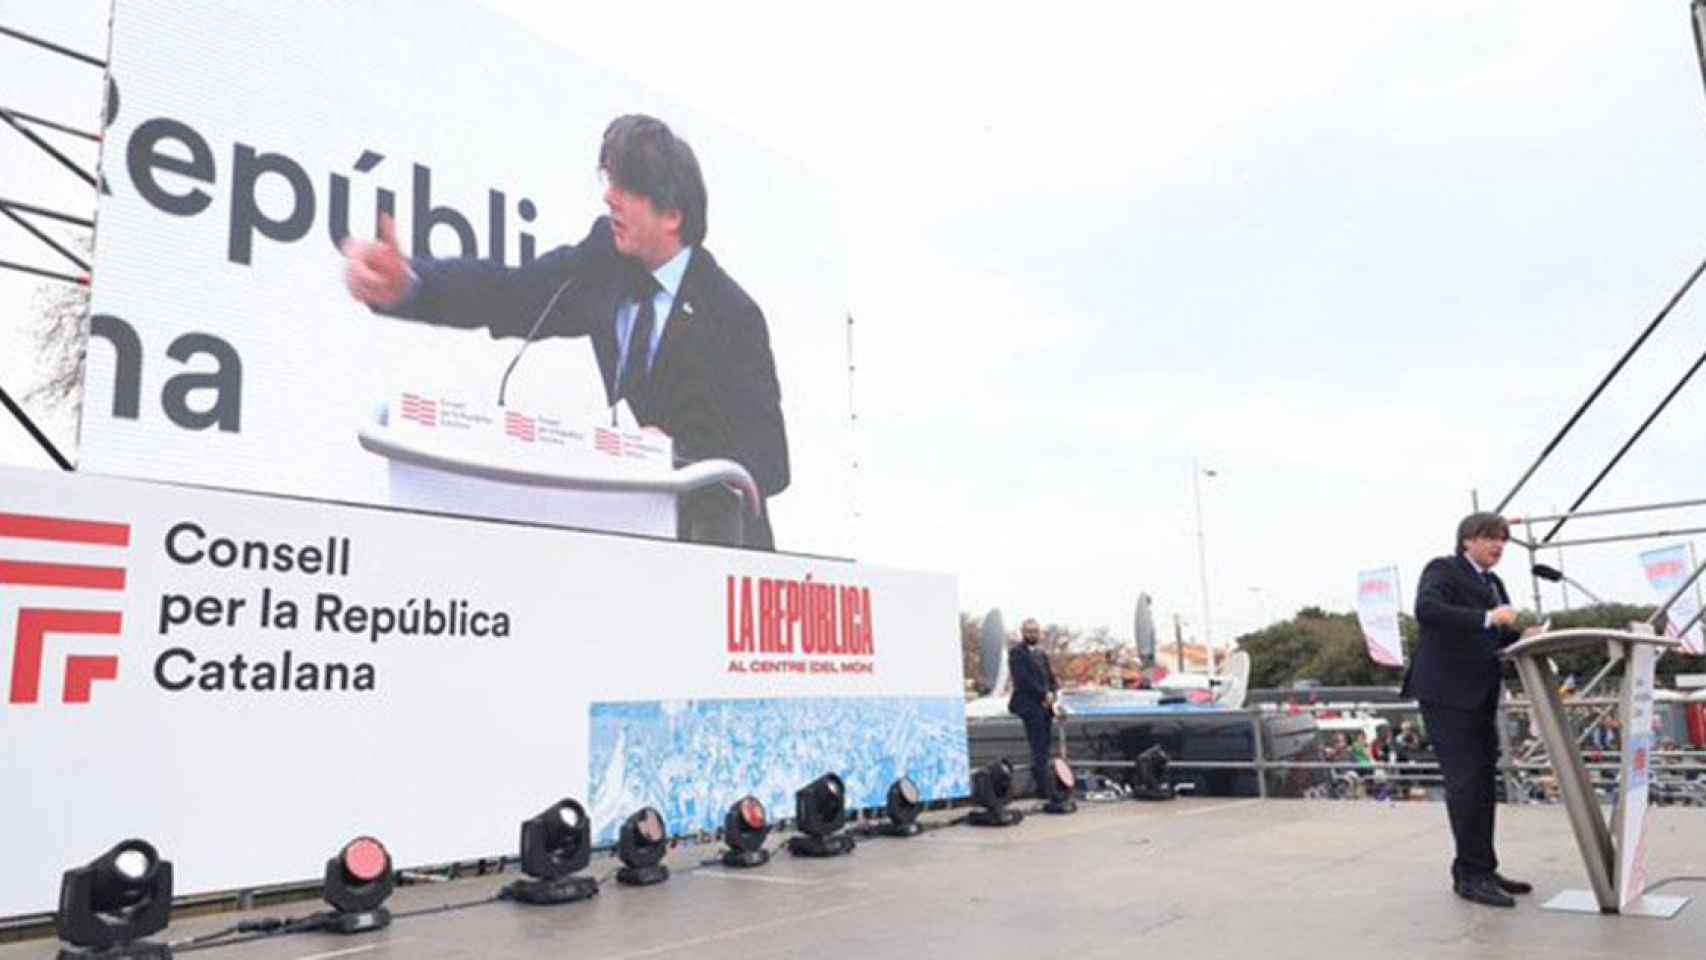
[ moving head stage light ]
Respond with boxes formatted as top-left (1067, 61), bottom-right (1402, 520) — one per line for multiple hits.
top-left (876, 776), bottom-right (924, 837)
top-left (786, 773), bottom-right (856, 857)
top-left (55, 839), bottom-right (174, 960)
top-left (968, 759), bottom-right (1023, 827)
top-left (322, 836), bottom-right (394, 934)
top-left (505, 799), bottom-right (598, 905)
top-left (721, 795), bottom-right (773, 868)
top-left (1042, 758), bottom-right (1078, 815)
top-left (616, 807), bottom-right (670, 886)
top-left (1131, 745), bottom-right (1176, 801)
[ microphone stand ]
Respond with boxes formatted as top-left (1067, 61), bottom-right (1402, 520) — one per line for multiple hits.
top-left (497, 276), bottom-right (577, 407)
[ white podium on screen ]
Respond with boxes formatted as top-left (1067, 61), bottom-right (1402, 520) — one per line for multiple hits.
top-left (357, 392), bottom-right (757, 541)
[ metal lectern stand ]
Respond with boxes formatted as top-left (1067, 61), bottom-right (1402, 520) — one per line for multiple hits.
top-left (1502, 627), bottom-right (1688, 918)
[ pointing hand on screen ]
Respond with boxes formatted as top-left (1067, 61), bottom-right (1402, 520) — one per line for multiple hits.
top-left (341, 214), bottom-right (414, 307)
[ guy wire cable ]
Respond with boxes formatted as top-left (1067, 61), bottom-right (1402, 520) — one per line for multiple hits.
top-left (1540, 338), bottom-right (1706, 544)
top-left (1493, 252), bottom-right (1706, 516)
top-left (1507, 6), bottom-right (1706, 520)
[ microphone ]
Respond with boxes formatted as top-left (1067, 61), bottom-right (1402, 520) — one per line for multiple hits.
top-left (1531, 563), bottom-right (1605, 605)
top-left (497, 275), bottom-right (577, 407)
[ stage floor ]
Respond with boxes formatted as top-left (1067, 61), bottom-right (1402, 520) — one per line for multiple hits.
top-left (9, 798), bottom-right (1706, 959)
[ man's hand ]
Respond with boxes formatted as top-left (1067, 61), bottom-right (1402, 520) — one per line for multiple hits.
top-left (1520, 625), bottom-right (1545, 639)
top-left (1490, 605), bottom-right (1517, 626)
top-left (341, 214), bottom-right (413, 307)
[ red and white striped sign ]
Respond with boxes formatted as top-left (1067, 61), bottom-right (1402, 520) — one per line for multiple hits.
top-left (399, 393), bottom-right (438, 428)
top-left (503, 411), bottom-right (536, 443)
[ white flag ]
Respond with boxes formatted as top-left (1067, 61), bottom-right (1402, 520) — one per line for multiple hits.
top-left (1638, 544), bottom-right (1705, 654)
top-left (1355, 566), bottom-right (1405, 667)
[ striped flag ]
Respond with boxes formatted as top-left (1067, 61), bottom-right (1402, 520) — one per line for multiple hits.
top-left (1354, 566), bottom-right (1405, 668)
top-left (399, 393), bottom-right (438, 427)
top-left (503, 411), bottom-right (536, 443)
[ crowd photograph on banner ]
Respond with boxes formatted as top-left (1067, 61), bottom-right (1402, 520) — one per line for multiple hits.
top-left (9, 2), bottom-right (1706, 955)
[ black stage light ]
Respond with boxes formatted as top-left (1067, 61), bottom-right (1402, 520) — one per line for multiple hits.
top-left (721, 795), bottom-right (772, 868)
top-left (321, 836), bottom-right (394, 934)
top-left (55, 839), bottom-right (173, 959)
top-left (504, 799), bottom-right (598, 905)
top-left (786, 773), bottom-right (856, 857)
top-left (876, 776), bottom-right (924, 837)
top-left (1132, 745), bottom-right (1176, 801)
top-left (967, 759), bottom-right (1023, 826)
top-left (616, 807), bottom-right (670, 886)
top-left (1042, 757), bottom-right (1078, 815)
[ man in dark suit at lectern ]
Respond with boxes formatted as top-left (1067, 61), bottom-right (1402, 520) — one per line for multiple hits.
top-left (1402, 512), bottom-right (1537, 908)
top-left (341, 115), bottom-right (789, 549)
top-left (1008, 618), bottom-right (1060, 801)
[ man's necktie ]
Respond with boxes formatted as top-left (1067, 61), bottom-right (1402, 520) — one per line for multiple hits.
top-left (617, 270), bottom-right (662, 406)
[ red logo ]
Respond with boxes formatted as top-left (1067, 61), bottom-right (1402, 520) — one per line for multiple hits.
top-left (504, 411), bottom-right (536, 443)
top-left (2, 512), bottom-right (129, 705)
top-left (399, 393), bottom-right (438, 427)
top-left (1648, 559), bottom-right (1685, 579)
top-left (594, 428), bottom-right (622, 457)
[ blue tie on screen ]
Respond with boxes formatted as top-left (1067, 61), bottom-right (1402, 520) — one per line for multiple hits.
top-left (617, 272), bottom-right (662, 405)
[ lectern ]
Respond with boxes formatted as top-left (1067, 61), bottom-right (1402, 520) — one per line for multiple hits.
top-left (1502, 626), bottom-right (1688, 918)
top-left (357, 394), bottom-right (759, 545)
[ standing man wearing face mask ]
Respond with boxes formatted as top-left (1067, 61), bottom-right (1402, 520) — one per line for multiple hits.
top-left (1007, 618), bottom-right (1060, 801)
top-left (1402, 512), bottom-right (1540, 908)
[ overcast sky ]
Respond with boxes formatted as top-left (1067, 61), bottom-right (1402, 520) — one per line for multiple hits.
top-left (8, 3), bottom-right (1706, 654)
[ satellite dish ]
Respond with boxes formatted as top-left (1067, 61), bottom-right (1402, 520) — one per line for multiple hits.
top-left (1133, 594), bottom-right (1156, 660)
top-left (1214, 649), bottom-right (1252, 709)
top-left (977, 609), bottom-right (1007, 694)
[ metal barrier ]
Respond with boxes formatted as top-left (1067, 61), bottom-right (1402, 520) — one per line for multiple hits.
top-left (1050, 630), bottom-right (1700, 917)
top-left (1054, 696), bottom-right (1706, 805)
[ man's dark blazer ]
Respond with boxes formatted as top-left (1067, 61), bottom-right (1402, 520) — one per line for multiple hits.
top-left (1401, 554), bottom-right (1521, 711)
top-left (1007, 642), bottom-right (1059, 715)
top-left (377, 216), bottom-right (789, 549)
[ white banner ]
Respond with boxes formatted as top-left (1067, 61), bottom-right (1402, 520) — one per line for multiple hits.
top-left (0, 465), bottom-right (965, 916)
top-left (1638, 544), bottom-right (1705, 654)
top-left (1354, 566), bottom-right (1404, 668)
top-left (1618, 640), bottom-right (1658, 910)
top-left (80, 0), bottom-right (851, 555)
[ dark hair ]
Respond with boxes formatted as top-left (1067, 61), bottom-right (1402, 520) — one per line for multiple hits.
top-left (1455, 512), bottom-right (1510, 553)
top-left (598, 114), bottom-right (708, 246)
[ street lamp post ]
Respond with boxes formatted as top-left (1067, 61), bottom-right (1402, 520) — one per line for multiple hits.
top-left (1193, 461), bottom-right (1216, 672)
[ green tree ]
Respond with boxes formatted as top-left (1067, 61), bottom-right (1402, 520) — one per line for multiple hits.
top-left (1236, 601), bottom-right (1706, 690)
top-left (1537, 603), bottom-right (1706, 688)
top-left (1237, 608), bottom-right (1412, 687)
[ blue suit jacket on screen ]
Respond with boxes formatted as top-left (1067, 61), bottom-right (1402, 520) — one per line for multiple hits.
top-left (376, 216), bottom-right (789, 549)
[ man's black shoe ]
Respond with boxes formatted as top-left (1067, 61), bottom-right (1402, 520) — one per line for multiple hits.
top-left (1454, 875), bottom-right (1516, 908)
top-left (1492, 873), bottom-right (1532, 895)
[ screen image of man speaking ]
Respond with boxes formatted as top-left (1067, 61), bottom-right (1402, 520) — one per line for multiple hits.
top-left (341, 114), bottom-right (789, 550)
